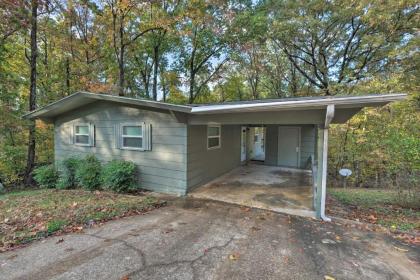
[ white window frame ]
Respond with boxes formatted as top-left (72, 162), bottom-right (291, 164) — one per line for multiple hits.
top-left (207, 124), bottom-right (221, 150)
top-left (120, 123), bottom-right (145, 151)
top-left (74, 123), bottom-right (92, 146)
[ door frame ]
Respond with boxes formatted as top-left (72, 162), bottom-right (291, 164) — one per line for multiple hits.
top-left (240, 126), bottom-right (247, 162)
top-left (277, 126), bottom-right (301, 168)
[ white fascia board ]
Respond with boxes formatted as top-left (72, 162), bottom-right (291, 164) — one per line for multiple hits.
top-left (190, 94), bottom-right (407, 114)
top-left (23, 91), bottom-right (193, 119)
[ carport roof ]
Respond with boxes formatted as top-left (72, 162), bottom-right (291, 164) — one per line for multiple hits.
top-left (23, 91), bottom-right (406, 120)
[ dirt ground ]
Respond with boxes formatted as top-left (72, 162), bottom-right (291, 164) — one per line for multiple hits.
top-left (1, 197), bottom-right (419, 280)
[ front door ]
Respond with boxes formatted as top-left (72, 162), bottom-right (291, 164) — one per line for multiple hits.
top-left (278, 126), bottom-right (300, 168)
top-left (252, 127), bottom-right (265, 161)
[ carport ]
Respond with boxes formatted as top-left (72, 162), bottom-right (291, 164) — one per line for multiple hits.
top-left (186, 94), bottom-right (405, 219)
top-left (190, 163), bottom-right (315, 217)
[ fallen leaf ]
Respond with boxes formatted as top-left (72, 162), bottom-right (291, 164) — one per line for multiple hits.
top-left (324, 275), bottom-right (335, 280)
top-left (120, 275), bottom-right (130, 280)
top-left (163, 228), bottom-right (174, 234)
top-left (228, 253), bottom-right (240, 261)
top-left (322, 239), bottom-right (336, 244)
top-left (393, 246), bottom-right (409, 252)
top-left (7, 254), bottom-right (18, 260)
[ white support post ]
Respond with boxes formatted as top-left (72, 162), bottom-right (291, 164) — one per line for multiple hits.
top-left (316, 105), bottom-right (334, 221)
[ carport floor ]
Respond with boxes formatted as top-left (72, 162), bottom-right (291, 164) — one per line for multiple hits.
top-left (189, 164), bottom-right (315, 218)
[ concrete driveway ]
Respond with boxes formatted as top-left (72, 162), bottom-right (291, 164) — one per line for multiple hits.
top-left (191, 164), bottom-right (315, 218)
top-left (1, 198), bottom-right (419, 280)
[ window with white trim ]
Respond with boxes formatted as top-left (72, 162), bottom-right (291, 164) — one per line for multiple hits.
top-left (207, 125), bottom-right (221, 149)
top-left (121, 124), bottom-right (144, 150)
top-left (74, 123), bottom-right (93, 146)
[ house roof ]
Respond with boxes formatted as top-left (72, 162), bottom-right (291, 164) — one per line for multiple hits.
top-left (23, 91), bottom-right (406, 120)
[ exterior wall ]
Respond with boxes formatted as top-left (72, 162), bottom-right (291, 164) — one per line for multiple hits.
top-left (264, 125), bottom-right (315, 169)
top-left (187, 125), bottom-right (241, 190)
top-left (300, 125), bottom-right (316, 168)
top-left (54, 101), bottom-right (188, 195)
top-left (264, 125), bottom-right (279, 166)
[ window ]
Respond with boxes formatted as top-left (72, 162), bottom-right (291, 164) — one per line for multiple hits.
top-left (74, 124), bottom-right (93, 146)
top-left (207, 125), bottom-right (221, 149)
top-left (121, 124), bottom-right (144, 150)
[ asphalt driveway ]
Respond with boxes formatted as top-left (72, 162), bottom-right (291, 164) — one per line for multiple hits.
top-left (1, 198), bottom-right (419, 280)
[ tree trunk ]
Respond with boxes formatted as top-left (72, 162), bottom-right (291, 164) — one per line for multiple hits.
top-left (65, 57), bottom-right (71, 95)
top-left (189, 71), bottom-right (195, 104)
top-left (159, 64), bottom-right (167, 102)
top-left (118, 20), bottom-right (125, 96)
top-left (152, 45), bottom-right (159, 100)
top-left (118, 48), bottom-right (124, 96)
top-left (24, 0), bottom-right (38, 186)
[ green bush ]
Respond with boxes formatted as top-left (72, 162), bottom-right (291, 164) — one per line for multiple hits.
top-left (57, 157), bottom-right (80, 189)
top-left (33, 165), bottom-right (58, 188)
top-left (75, 154), bottom-right (102, 191)
top-left (102, 160), bottom-right (137, 193)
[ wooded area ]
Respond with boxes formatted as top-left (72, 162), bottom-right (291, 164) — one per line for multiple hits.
top-left (0, 0), bottom-right (419, 196)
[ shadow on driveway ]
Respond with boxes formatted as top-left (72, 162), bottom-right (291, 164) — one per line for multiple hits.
top-left (1, 197), bottom-right (419, 280)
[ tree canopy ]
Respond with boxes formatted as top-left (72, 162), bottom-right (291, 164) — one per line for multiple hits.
top-left (0, 0), bottom-right (418, 189)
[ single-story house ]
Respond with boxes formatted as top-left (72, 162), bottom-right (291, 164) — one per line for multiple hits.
top-left (23, 91), bottom-right (405, 219)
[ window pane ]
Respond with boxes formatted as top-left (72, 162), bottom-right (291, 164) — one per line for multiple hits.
top-left (208, 126), bottom-right (220, 137)
top-left (76, 135), bottom-right (89, 144)
top-left (76, 125), bottom-right (89, 134)
top-left (123, 126), bottom-right (142, 136)
top-left (208, 137), bottom-right (220, 148)
top-left (123, 137), bottom-right (143, 148)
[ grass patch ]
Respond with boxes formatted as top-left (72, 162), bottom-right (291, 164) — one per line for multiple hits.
top-left (47, 219), bottom-right (68, 234)
top-left (328, 188), bottom-right (396, 208)
top-left (328, 188), bottom-right (420, 233)
top-left (0, 189), bottom-right (163, 251)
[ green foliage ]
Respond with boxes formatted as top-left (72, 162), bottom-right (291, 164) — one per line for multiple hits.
top-left (46, 219), bottom-right (68, 234)
top-left (101, 160), bottom-right (138, 193)
top-left (0, 0), bottom-right (418, 193)
top-left (33, 165), bottom-right (58, 189)
top-left (329, 187), bottom-right (420, 210)
top-left (57, 157), bottom-right (81, 189)
top-left (75, 155), bottom-right (102, 191)
top-left (329, 188), bottom-right (395, 208)
top-left (329, 93), bottom-right (420, 195)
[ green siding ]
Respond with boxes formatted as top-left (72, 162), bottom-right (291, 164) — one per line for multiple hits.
top-left (187, 125), bottom-right (241, 190)
top-left (264, 125), bottom-right (315, 169)
top-left (54, 101), bottom-right (188, 195)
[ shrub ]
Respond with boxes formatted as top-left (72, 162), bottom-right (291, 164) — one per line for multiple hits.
top-left (57, 157), bottom-right (80, 189)
top-left (75, 154), bottom-right (102, 191)
top-left (102, 160), bottom-right (137, 193)
top-left (33, 165), bottom-right (58, 188)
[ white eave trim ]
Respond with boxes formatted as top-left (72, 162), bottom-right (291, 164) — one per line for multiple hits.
top-left (22, 91), bottom-right (193, 119)
top-left (190, 94), bottom-right (406, 114)
top-left (23, 92), bottom-right (406, 120)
